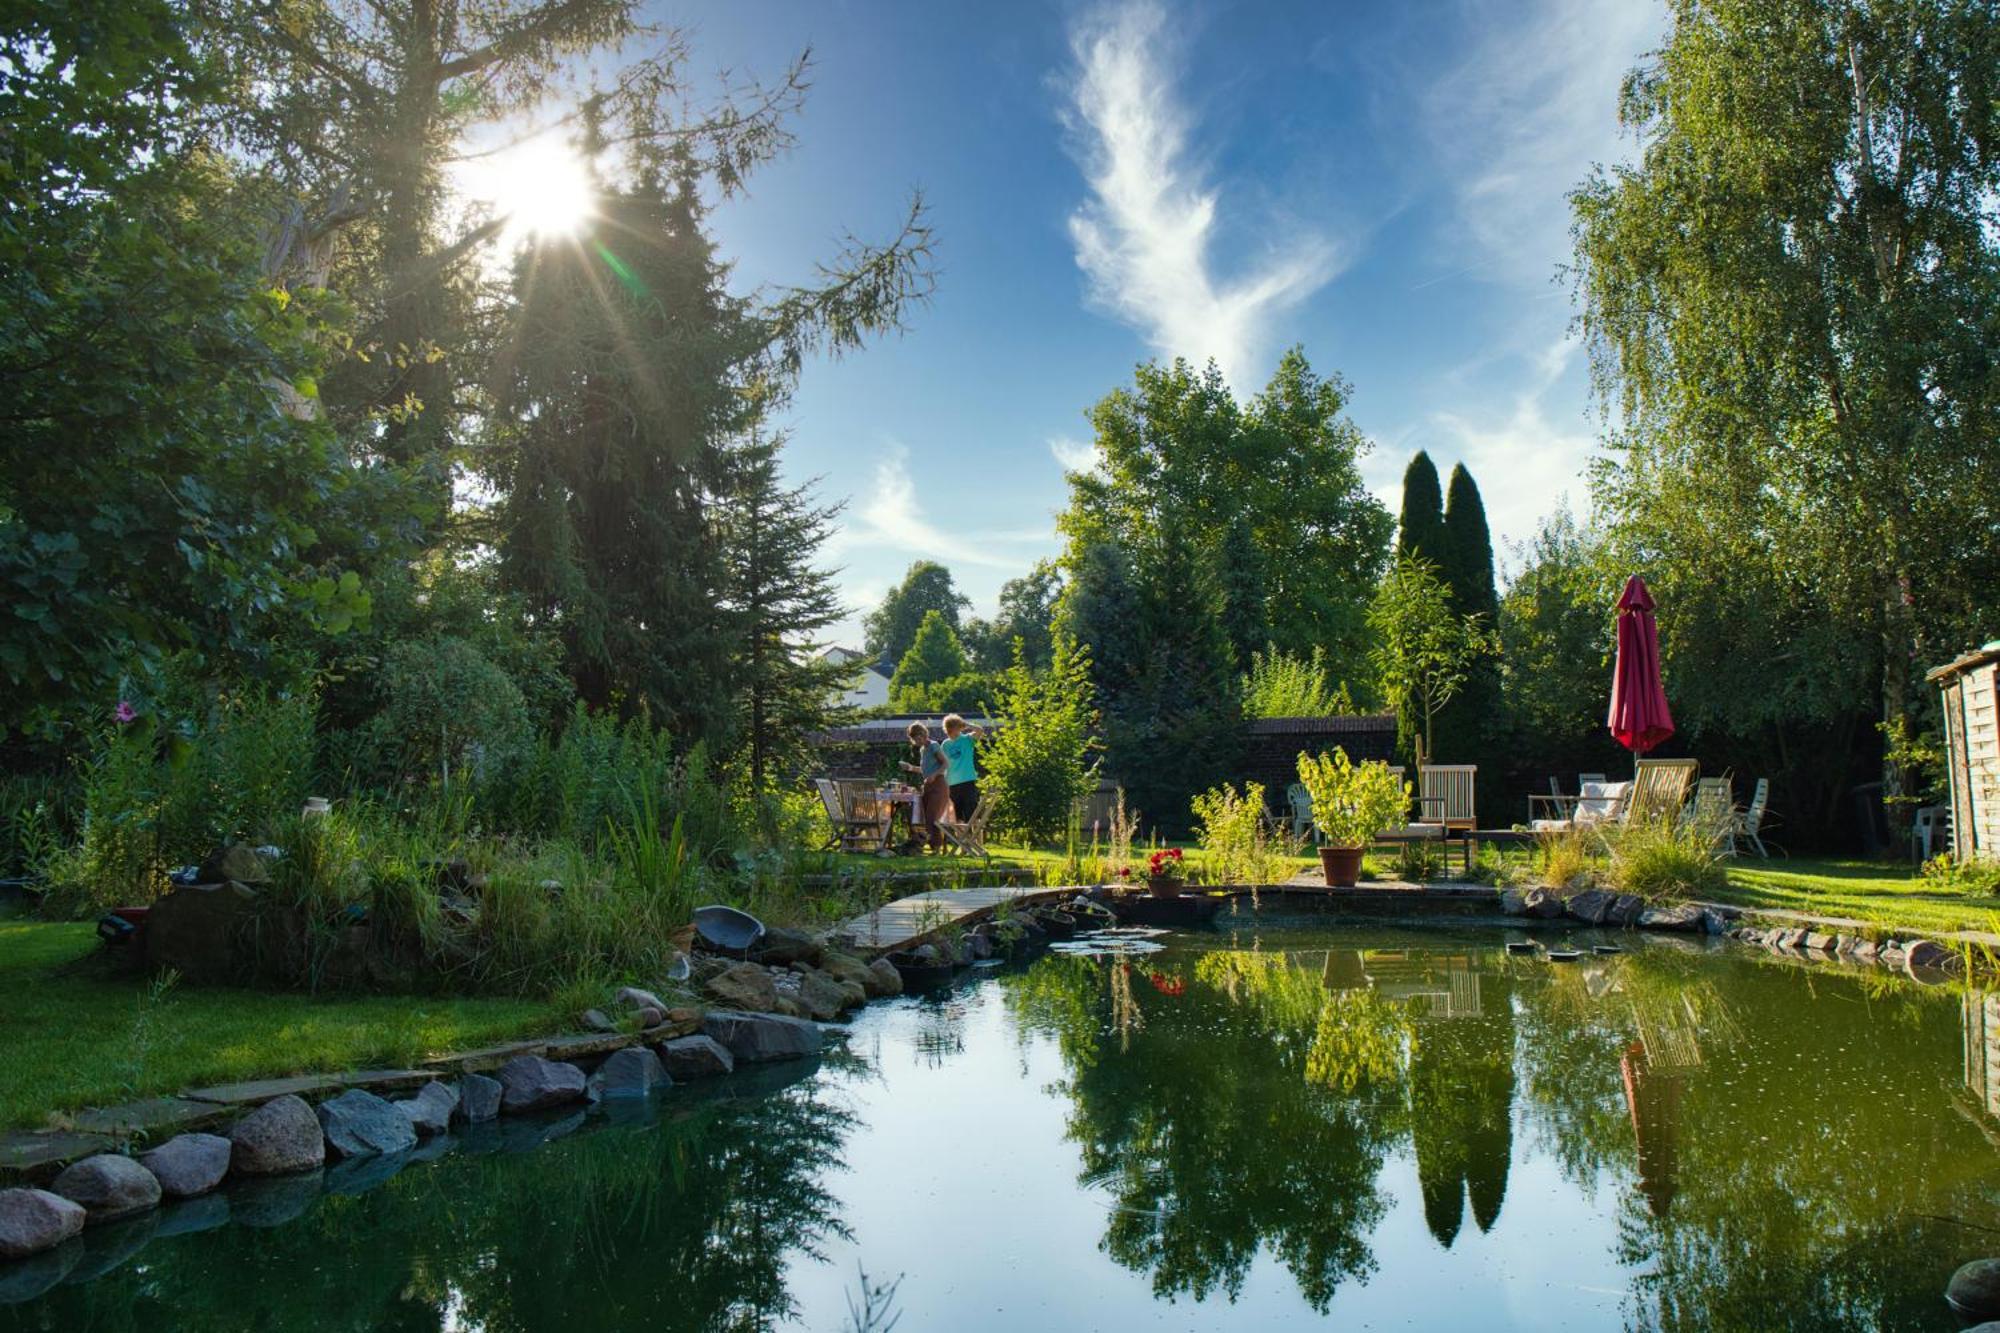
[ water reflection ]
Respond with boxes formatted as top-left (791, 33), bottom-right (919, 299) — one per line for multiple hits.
top-left (0, 1061), bottom-right (851, 1333)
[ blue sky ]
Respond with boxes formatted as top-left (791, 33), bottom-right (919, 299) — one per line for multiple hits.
top-left (630, 0), bottom-right (1664, 642)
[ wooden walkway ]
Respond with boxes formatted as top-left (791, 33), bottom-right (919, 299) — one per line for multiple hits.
top-left (833, 883), bottom-right (1074, 957)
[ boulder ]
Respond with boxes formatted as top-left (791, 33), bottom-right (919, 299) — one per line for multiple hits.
top-left (395, 1082), bottom-right (459, 1137)
top-left (748, 925), bottom-right (823, 968)
top-left (615, 986), bottom-right (668, 1014)
top-left (791, 966), bottom-right (864, 1021)
top-left (1905, 938), bottom-right (1953, 972)
top-left (1947, 1258), bottom-right (2000, 1322)
top-left (586, 1047), bottom-right (670, 1100)
top-left (198, 843), bottom-right (272, 886)
top-left (317, 1089), bottom-right (418, 1159)
top-left (456, 1073), bottom-right (503, 1124)
top-left (582, 1008), bottom-right (619, 1034)
top-left (819, 952), bottom-right (876, 995)
top-left (51, 1154), bottom-right (160, 1223)
top-left (1500, 887), bottom-right (1532, 916)
top-left (965, 925), bottom-right (995, 960)
top-left (1566, 890), bottom-right (1615, 925)
top-left (1607, 894), bottom-right (1646, 926)
top-left (864, 957), bottom-right (904, 998)
top-left (1852, 939), bottom-right (1880, 962)
top-left (1636, 903), bottom-right (1706, 932)
top-left (229, 1094), bottom-right (326, 1176)
top-left (138, 1133), bottom-right (232, 1199)
top-left (704, 961), bottom-right (781, 1013)
top-left (1802, 931), bottom-right (1835, 953)
top-left (145, 881), bottom-right (259, 984)
top-left (657, 1035), bottom-right (735, 1079)
top-left (701, 1009), bottom-right (824, 1063)
top-left (0, 1188), bottom-right (85, 1259)
top-left (1528, 888), bottom-right (1566, 919)
top-left (497, 1056), bottom-right (587, 1113)
top-left (1701, 909), bottom-right (1732, 936)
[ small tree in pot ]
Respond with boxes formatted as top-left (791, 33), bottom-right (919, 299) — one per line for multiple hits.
top-left (1297, 748), bottom-right (1409, 888)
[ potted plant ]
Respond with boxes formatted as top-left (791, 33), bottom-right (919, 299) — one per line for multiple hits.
top-left (1145, 847), bottom-right (1186, 897)
top-left (1296, 748), bottom-right (1409, 888)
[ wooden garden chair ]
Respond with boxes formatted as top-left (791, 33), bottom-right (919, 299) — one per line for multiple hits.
top-left (939, 798), bottom-right (993, 859)
top-left (1626, 758), bottom-right (1699, 825)
top-left (1733, 777), bottom-right (1773, 858)
top-left (1419, 764), bottom-right (1477, 868)
top-left (1690, 776), bottom-right (1734, 852)
top-left (814, 778), bottom-right (890, 853)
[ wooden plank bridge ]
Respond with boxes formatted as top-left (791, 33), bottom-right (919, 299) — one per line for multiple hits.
top-left (833, 883), bottom-right (1076, 957)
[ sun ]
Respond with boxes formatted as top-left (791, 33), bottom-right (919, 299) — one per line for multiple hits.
top-left (468, 138), bottom-right (597, 242)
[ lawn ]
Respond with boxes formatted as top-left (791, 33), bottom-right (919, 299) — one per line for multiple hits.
top-left (1708, 857), bottom-right (2000, 937)
top-left (0, 917), bottom-right (563, 1133)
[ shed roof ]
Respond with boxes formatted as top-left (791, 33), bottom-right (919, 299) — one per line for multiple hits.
top-left (1926, 642), bottom-right (2000, 683)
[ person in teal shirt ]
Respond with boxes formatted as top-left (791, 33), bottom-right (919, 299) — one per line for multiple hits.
top-left (938, 713), bottom-right (983, 821)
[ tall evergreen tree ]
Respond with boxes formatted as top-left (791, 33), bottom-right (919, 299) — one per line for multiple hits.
top-left (1054, 538), bottom-right (1144, 705)
top-left (1440, 464), bottom-right (1502, 784)
top-left (721, 433), bottom-right (850, 791)
top-left (1396, 452), bottom-right (1447, 565)
top-left (863, 562), bottom-right (969, 668)
top-left (1216, 515), bottom-right (1270, 671)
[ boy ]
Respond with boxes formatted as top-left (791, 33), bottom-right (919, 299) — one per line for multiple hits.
top-left (938, 713), bottom-right (984, 822)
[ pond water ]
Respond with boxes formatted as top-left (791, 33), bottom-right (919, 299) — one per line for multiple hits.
top-left (4, 911), bottom-right (1998, 1332)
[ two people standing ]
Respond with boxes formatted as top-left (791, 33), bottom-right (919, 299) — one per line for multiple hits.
top-left (902, 713), bottom-right (981, 851)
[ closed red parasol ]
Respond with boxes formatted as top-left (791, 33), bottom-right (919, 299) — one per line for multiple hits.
top-left (1608, 575), bottom-right (1674, 754)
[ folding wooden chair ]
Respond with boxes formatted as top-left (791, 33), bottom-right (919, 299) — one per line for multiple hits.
top-left (815, 778), bottom-right (889, 853)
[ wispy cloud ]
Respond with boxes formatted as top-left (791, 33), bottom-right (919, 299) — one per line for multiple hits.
top-left (1061, 1), bottom-right (1341, 391)
top-left (1048, 434), bottom-right (1098, 474)
top-left (832, 442), bottom-right (1049, 571)
top-left (1430, 335), bottom-right (1596, 556)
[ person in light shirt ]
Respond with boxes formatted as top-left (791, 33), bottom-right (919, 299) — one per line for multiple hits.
top-left (937, 713), bottom-right (984, 822)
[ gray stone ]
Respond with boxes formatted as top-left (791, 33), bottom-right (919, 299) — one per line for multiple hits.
top-left (73, 1097), bottom-right (225, 1138)
top-left (455, 1074), bottom-right (502, 1123)
top-left (704, 960), bottom-right (782, 1013)
top-left (1637, 903), bottom-right (1706, 932)
top-left (820, 952), bottom-right (876, 995)
top-left (0, 1188), bottom-right (85, 1259)
top-left (1608, 893), bottom-right (1646, 926)
top-left (1905, 938), bottom-right (1953, 972)
top-left (395, 1081), bottom-right (459, 1137)
top-left (965, 925), bottom-right (995, 960)
top-left (1528, 888), bottom-right (1566, 919)
top-left (582, 1007), bottom-right (619, 1033)
top-left (791, 966), bottom-right (863, 1021)
top-left (138, 1133), bottom-right (232, 1198)
top-left (0, 1242), bottom-right (77, 1304)
top-left (198, 843), bottom-right (272, 885)
top-left (1802, 931), bottom-right (1835, 953)
top-left (497, 1056), bottom-right (587, 1113)
top-left (228, 1094), bottom-right (326, 1176)
top-left (1947, 1258), bottom-right (2000, 1321)
top-left (615, 986), bottom-right (668, 1013)
top-left (864, 957), bottom-right (904, 997)
top-left (51, 1154), bottom-right (160, 1223)
top-left (657, 1034), bottom-right (735, 1079)
top-left (186, 1074), bottom-right (345, 1105)
top-left (701, 1009), bottom-right (824, 1063)
top-left (1500, 887), bottom-right (1532, 916)
top-left (586, 1047), bottom-right (670, 1100)
top-left (748, 925), bottom-right (823, 967)
top-left (1701, 909), bottom-right (1731, 936)
top-left (316, 1088), bottom-right (418, 1159)
top-left (0, 1131), bottom-right (114, 1176)
top-left (634, 1005), bottom-right (666, 1028)
top-left (1853, 939), bottom-right (1880, 962)
top-left (1566, 890), bottom-right (1615, 925)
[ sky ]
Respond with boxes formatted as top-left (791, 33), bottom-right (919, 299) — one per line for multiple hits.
top-left (611, 0), bottom-right (1666, 643)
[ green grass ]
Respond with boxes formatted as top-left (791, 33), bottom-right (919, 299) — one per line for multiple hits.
top-left (1706, 856), bottom-right (2000, 937)
top-left (0, 918), bottom-right (562, 1133)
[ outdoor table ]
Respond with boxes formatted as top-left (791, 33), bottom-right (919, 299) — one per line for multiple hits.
top-left (871, 786), bottom-right (923, 851)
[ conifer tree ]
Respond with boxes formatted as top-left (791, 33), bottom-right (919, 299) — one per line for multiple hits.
top-left (721, 432), bottom-right (850, 790)
top-left (1054, 538), bottom-right (1144, 705)
top-left (1440, 464), bottom-right (1502, 783)
top-left (889, 611), bottom-right (972, 707)
top-left (1396, 452), bottom-right (1448, 565)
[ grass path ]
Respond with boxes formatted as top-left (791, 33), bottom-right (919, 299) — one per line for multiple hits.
top-left (0, 919), bottom-right (560, 1132)
top-left (1709, 857), bottom-right (2000, 937)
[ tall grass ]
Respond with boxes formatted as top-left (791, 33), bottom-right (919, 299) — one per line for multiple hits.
top-left (1606, 816), bottom-right (1728, 901)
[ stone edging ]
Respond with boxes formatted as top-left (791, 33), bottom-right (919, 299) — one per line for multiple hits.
top-left (0, 1008), bottom-right (829, 1272)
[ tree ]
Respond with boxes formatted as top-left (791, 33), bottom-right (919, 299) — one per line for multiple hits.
top-left (965, 560), bottom-right (1064, 673)
top-left (1396, 452), bottom-right (1447, 566)
top-left (1440, 464), bottom-right (1502, 804)
top-left (983, 636), bottom-right (1100, 843)
top-left (1054, 537), bottom-right (1144, 705)
top-left (1570, 0), bottom-right (2000, 818)
top-left (720, 434), bottom-right (851, 791)
top-left (1216, 515), bottom-right (1270, 671)
top-left (864, 562), bottom-right (969, 669)
top-left (1369, 557), bottom-right (1498, 768)
top-left (1495, 507), bottom-right (1625, 781)
top-left (0, 3), bottom-right (389, 734)
top-left (889, 611), bottom-right (972, 710)
top-left (1060, 350), bottom-right (1393, 665)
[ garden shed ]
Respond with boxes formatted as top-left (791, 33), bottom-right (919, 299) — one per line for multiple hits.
top-left (1928, 643), bottom-right (2000, 862)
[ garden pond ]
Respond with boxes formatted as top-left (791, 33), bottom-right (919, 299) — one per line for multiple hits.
top-left (3, 910), bottom-right (1998, 1331)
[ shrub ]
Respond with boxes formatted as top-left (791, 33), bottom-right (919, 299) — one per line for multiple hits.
top-left (1190, 781), bottom-right (1300, 884)
top-left (1535, 826), bottom-right (1602, 892)
top-left (1295, 748), bottom-right (1407, 848)
top-left (984, 636), bottom-right (1099, 845)
top-left (1241, 647), bottom-right (1353, 719)
top-left (373, 637), bottom-right (532, 790)
top-left (1921, 852), bottom-right (2000, 896)
top-left (1606, 817), bottom-right (1727, 901)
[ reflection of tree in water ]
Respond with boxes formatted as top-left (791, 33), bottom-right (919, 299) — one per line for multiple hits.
top-left (1517, 950), bottom-right (1997, 1333)
top-left (1398, 958), bottom-right (1516, 1246)
top-left (2, 1071), bottom-right (854, 1333)
top-left (1004, 949), bottom-right (1409, 1312)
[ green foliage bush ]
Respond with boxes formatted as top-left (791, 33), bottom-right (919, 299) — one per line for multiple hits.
top-left (1607, 817), bottom-right (1727, 902)
top-left (984, 637), bottom-right (1100, 845)
top-left (371, 637), bottom-right (533, 789)
top-left (1241, 647), bottom-right (1353, 719)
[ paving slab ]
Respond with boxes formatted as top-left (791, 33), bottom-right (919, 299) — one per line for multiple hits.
top-left (541, 1033), bottom-right (634, 1062)
top-left (0, 1130), bottom-right (115, 1177)
top-left (430, 1039), bottom-right (548, 1073)
top-left (338, 1069), bottom-right (437, 1094)
top-left (72, 1097), bottom-right (229, 1138)
top-left (182, 1075), bottom-right (345, 1105)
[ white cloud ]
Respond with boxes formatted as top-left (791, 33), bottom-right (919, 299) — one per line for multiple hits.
top-left (1061, 1), bottom-right (1342, 392)
top-left (831, 442), bottom-right (1054, 572)
top-left (1424, 0), bottom-right (1663, 289)
top-left (1048, 434), bottom-right (1098, 474)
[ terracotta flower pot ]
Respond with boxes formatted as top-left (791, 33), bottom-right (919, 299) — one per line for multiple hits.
top-left (1319, 846), bottom-right (1365, 888)
top-left (1147, 874), bottom-right (1184, 898)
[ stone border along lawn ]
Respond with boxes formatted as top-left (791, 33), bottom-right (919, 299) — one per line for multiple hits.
top-left (0, 1004), bottom-right (837, 1274)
